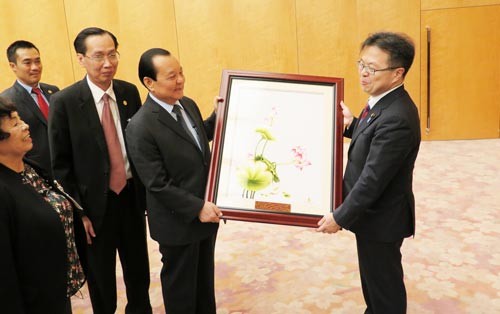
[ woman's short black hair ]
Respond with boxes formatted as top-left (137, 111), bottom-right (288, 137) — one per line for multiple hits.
top-left (0, 96), bottom-right (17, 141)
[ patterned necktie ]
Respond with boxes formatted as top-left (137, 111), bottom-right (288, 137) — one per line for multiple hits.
top-left (360, 104), bottom-right (370, 120)
top-left (32, 87), bottom-right (49, 120)
top-left (101, 94), bottom-right (127, 194)
top-left (172, 104), bottom-right (202, 151)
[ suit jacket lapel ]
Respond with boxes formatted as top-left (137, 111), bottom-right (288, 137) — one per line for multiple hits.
top-left (148, 96), bottom-right (203, 154)
top-left (351, 86), bottom-right (406, 143)
top-left (13, 82), bottom-right (47, 126)
top-left (77, 80), bottom-right (108, 157)
top-left (39, 84), bottom-right (57, 102)
top-left (351, 107), bottom-right (381, 141)
top-left (180, 98), bottom-right (207, 154)
top-left (113, 81), bottom-right (131, 137)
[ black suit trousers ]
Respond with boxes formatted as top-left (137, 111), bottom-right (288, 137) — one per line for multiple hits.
top-left (356, 235), bottom-right (406, 314)
top-left (159, 234), bottom-right (217, 314)
top-left (86, 180), bottom-right (151, 314)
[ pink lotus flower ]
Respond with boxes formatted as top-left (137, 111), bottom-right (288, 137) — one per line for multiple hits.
top-left (291, 146), bottom-right (311, 171)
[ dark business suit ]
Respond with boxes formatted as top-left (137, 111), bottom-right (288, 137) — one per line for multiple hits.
top-left (0, 159), bottom-right (87, 314)
top-left (1, 81), bottom-right (59, 174)
top-left (126, 95), bottom-right (218, 314)
top-left (333, 86), bottom-right (421, 313)
top-left (48, 78), bottom-right (151, 314)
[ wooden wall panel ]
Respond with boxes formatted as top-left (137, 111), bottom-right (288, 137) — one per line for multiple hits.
top-left (296, 0), bottom-right (420, 117)
top-left (63, 0), bottom-right (120, 82)
top-left (421, 5), bottom-right (500, 139)
top-left (114, 0), bottom-right (178, 98)
top-left (357, 0), bottom-right (421, 114)
top-left (422, 0), bottom-right (500, 10)
top-left (1, 0), bottom-right (497, 139)
top-left (295, 0), bottom-right (359, 111)
top-left (0, 0), bottom-right (74, 91)
top-left (174, 0), bottom-right (298, 116)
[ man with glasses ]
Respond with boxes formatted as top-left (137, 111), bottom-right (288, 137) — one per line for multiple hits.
top-left (1, 40), bottom-right (59, 175)
top-left (49, 27), bottom-right (151, 314)
top-left (317, 32), bottom-right (421, 314)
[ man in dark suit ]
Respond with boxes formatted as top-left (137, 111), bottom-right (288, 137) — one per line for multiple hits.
top-left (48, 27), bottom-right (151, 314)
top-left (1, 40), bottom-right (59, 174)
top-left (126, 48), bottom-right (222, 314)
top-left (317, 32), bottom-right (421, 314)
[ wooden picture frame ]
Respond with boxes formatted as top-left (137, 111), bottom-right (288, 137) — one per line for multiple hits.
top-left (206, 70), bottom-right (344, 227)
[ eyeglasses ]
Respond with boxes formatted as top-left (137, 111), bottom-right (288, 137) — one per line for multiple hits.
top-left (356, 60), bottom-right (399, 75)
top-left (84, 52), bottom-right (120, 63)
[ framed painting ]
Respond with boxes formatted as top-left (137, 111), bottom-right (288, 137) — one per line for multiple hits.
top-left (206, 70), bottom-right (344, 227)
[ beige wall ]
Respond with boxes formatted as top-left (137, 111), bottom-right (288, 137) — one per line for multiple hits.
top-left (0, 0), bottom-right (74, 89)
top-left (421, 0), bottom-right (500, 10)
top-left (1, 0), bottom-right (498, 139)
top-left (0, 0), bottom-right (420, 118)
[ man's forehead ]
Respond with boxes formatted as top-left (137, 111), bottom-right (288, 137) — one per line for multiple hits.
top-left (86, 46), bottom-right (116, 53)
top-left (16, 48), bottom-right (40, 58)
top-left (85, 34), bottom-right (116, 48)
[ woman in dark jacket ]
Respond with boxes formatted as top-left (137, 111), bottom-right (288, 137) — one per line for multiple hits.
top-left (0, 96), bottom-right (86, 314)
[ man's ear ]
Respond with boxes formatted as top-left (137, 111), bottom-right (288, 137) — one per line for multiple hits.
top-left (395, 67), bottom-right (405, 79)
top-left (143, 77), bottom-right (154, 92)
top-left (76, 53), bottom-right (85, 67)
top-left (9, 62), bottom-right (17, 71)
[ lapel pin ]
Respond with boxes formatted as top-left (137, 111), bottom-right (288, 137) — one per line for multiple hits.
top-left (367, 113), bottom-right (376, 123)
top-left (48, 90), bottom-right (53, 94)
top-left (123, 100), bottom-right (128, 106)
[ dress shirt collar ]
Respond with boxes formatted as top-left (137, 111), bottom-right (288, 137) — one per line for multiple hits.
top-left (86, 75), bottom-right (116, 103)
top-left (17, 79), bottom-right (41, 94)
top-left (367, 83), bottom-right (403, 109)
top-left (149, 93), bottom-right (182, 113)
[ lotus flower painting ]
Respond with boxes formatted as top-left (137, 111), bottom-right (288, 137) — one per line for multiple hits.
top-left (215, 78), bottom-right (335, 215)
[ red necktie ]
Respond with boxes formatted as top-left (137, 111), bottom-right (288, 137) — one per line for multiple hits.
top-left (101, 94), bottom-right (127, 194)
top-left (32, 87), bottom-right (49, 120)
top-left (360, 104), bottom-right (370, 120)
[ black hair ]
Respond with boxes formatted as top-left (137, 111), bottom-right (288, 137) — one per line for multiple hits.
top-left (138, 48), bottom-right (171, 88)
top-left (6, 40), bottom-right (39, 63)
top-left (73, 27), bottom-right (119, 55)
top-left (361, 32), bottom-right (415, 77)
top-left (0, 97), bottom-right (17, 141)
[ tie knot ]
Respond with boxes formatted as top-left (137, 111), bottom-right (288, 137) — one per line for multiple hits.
top-left (360, 104), bottom-right (370, 120)
top-left (172, 104), bottom-right (182, 118)
top-left (32, 87), bottom-right (42, 95)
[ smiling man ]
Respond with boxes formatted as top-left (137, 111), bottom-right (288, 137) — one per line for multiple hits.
top-left (1, 40), bottom-right (59, 175)
top-left (317, 32), bottom-right (421, 314)
top-left (126, 48), bottom-right (221, 314)
top-left (48, 27), bottom-right (151, 314)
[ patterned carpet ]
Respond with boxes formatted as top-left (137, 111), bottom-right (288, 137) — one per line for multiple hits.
top-left (72, 139), bottom-right (500, 313)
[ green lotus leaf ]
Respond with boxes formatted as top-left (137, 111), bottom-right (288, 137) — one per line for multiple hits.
top-left (237, 161), bottom-right (273, 191)
top-left (254, 155), bottom-right (280, 183)
top-left (255, 127), bottom-right (275, 141)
